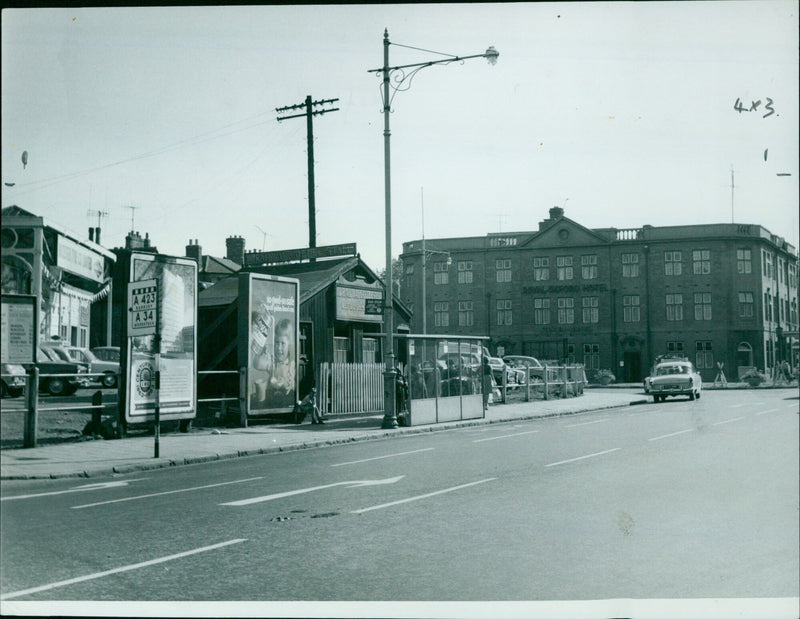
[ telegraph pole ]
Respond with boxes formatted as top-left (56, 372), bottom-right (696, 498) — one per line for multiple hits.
top-left (276, 96), bottom-right (339, 250)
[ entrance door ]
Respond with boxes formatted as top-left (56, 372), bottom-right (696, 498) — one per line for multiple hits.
top-left (623, 351), bottom-right (642, 382)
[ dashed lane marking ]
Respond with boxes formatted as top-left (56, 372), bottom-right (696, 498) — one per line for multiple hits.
top-left (473, 430), bottom-right (540, 443)
top-left (648, 428), bottom-right (694, 441)
top-left (545, 448), bottom-right (621, 468)
top-left (331, 448), bottom-right (434, 467)
top-left (712, 416), bottom-right (745, 426)
top-left (563, 418), bottom-right (610, 428)
top-left (351, 478), bottom-right (497, 514)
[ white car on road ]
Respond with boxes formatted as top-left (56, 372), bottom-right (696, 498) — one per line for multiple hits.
top-left (646, 359), bottom-right (702, 403)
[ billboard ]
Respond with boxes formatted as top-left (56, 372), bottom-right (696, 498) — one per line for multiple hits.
top-left (238, 273), bottom-right (299, 416)
top-left (125, 253), bottom-right (197, 423)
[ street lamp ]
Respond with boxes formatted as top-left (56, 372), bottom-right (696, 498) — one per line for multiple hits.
top-left (369, 29), bottom-right (498, 429)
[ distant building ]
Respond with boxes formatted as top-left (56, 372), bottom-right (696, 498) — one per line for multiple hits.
top-left (400, 207), bottom-right (798, 382)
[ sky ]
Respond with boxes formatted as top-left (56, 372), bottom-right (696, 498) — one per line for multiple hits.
top-left (2, 2), bottom-right (798, 272)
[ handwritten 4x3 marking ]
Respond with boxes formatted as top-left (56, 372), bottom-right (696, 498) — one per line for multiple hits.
top-left (733, 97), bottom-right (775, 117)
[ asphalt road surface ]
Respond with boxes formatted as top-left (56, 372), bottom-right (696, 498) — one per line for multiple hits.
top-left (1, 390), bottom-right (797, 608)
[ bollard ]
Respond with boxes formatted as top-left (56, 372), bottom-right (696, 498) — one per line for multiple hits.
top-left (501, 367), bottom-right (507, 404)
top-left (543, 366), bottom-right (549, 400)
top-left (24, 367), bottom-right (39, 448)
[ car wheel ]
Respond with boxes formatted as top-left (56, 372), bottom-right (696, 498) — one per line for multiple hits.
top-left (102, 372), bottom-right (118, 388)
top-left (46, 377), bottom-right (67, 396)
top-left (653, 395), bottom-right (661, 403)
top-left (689, 391), bottom-right (695, 401)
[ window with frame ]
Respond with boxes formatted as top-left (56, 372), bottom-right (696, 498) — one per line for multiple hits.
top-left (533, 257), bottom-right (550, 281)
top-left (457, 261), bottom-right (473, 284)
top-left (666, 293), bottom-right (683, 321)
top-left (622, 253), bottom-right (640, 277)
top-left (582, 296), bottom-right (599, 323)
top-left (738, 292), bottom-right (754, 317)
top-left (737, 249), bottom-right (752, 274)
top-left (433, 261), bottom-right (449, 285)
top-left (581, 254), bottom-right (598, 279)
top-left (623, 295), bottom-right (640, 322)
top-left (333, 337), bottom-right (350, 363)
top-left (788, 263), bottom-right (797, 288)
top-left (695, 341), bottom-right (713, 369)
top-left (533, 298), bottom-right (550, 325)
top-left (583, 343), bottom-right (600, 370)
top-left (694, 292), bottom-right (712, 321)
top-left (762, 250), bottom-right (773, 278)
top-left (458, 301), bottom-right (474, 326)
top-left (434, 302), bottom-right (449, 327)
top-left (556, 256), bottom-right (574, 281)
top-left (764, 292), bottom-right (772, 321)
top-left (692, 249), bottom-right (710, 275)
top-left (496, 299), bottom-right (512, 325)
top-left (665, 251), bottom-right (682, 276)
top-left (363, 338), bottom-right (378, 363)
top-left (666, 341), bottom-right (684, 354)
top-left (496, 259), bottom-right (512, 283)
top-left (778, 257), bottom-right (785, 284)
top-left (557, 297), bottom-right (574, 324)
top-left (566, 343), bottom-right (576, 364)
top-left (404, 263), bottom-right (414, 275)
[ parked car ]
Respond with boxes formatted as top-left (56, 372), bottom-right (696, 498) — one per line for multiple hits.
top-left (646, 358), bottom-right (702, 402)
top-left (32, 347), bottom-right (90, 395)
top-left (487, 356), bottom-right (520, 385)
top-left (502, 355), bottom-right (546, 383)
top-left (91, 346), bottom-right (120, 363)
top-left (62, 346), bottom-right (119, 388)
top-left (1, 363), bottom-right (26, 398)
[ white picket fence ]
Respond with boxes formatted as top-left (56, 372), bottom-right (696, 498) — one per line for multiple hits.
top-left (318, 362), bottom-right (385, 415)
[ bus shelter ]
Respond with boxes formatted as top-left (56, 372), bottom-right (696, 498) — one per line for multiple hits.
top-left (398, 334), bottom-right (488, 426)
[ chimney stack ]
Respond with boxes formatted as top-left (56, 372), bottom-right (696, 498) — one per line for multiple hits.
top-left (226, 235), bottom-right (246, 266)
top-left (185, 239), bottom-right (203, 264)
top-left (89, 227), bottom-right (95, 242)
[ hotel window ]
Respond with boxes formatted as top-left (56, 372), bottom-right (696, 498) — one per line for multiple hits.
top-left (621, 253), bottom-right (639, 277)
top-left (764, 293), bottom-right (773, 321)
top-left (665, 251), bottom-right (682, 276)
top-left (623, 295), bottom-right (640, 322)
top-left (457, 261), bottom-right (473, 284)
top-left (533, 298), bottom-right (550, 325)
top-left (533, 257), bottom-right (550, 281)
top-left (557, 297), bottom-right (574, 324)
top-left (556, 256), bottom-right (573, 281)
top-left (496, 259), bottom-right (512, 283)
top-left (694, 292), bottom-right (712, 321)
top-left (333, 337), bottom-right (350, 363)
top-left (433, 261), bottom-right (449, 285)
top-left (778, 257), bottom-right (785, 284)
top-left (404, 263), bottom-right (414, 275)
top-left (666, 341), bottom-right (684, 354)
top-left (582, 296), bottom-right (599, 323)
top-left (695, 341), bottom-right (713, 369)
top-left (738, 292), bottom-right (754, 317)
top-left (496, 299), bottom-right (512, 326)
top-left (581, 254), bottom-right (598, 279)
top-left (692, 249), bottom-right (710, 275)
top-left (434, 302), bottom-right (449, 327)
top-left (458, 301), bottom-right (474, 327)
top-left (583, 344), bottom-right (600, 371)
top-left (762, 251), bottom-right (773, 278)
top-left (666, 293), bottom-right (683, 321)
top-left (737, 249), bottom-right (752, 274)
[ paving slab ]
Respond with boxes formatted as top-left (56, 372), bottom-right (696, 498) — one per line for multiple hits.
top-left (1, 390), bottom-right (646, 480)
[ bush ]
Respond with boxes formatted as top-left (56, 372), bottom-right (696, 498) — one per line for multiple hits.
top-left (594, 369), bottom-right (616, 385)
top-left (740, 368), bottom-right (765, 387)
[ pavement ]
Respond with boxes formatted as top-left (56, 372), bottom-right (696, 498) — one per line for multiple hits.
top-left (1, 389), bottom-right (648, 480)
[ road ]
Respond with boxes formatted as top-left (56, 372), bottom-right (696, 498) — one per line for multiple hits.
top-left (1, 389), bottom-right (797, 607)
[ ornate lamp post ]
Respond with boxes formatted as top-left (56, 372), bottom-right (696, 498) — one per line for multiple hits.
top-left (369, 29), bottom-right (498, 429)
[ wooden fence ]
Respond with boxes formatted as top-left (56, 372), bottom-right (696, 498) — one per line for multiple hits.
top-left (318, 362), bottom-right (385, 415)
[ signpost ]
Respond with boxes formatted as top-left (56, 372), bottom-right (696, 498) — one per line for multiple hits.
top-left (128, 279), bottom-right (161, 457)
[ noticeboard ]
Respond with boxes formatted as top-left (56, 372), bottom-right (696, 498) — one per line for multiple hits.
top-left (0, 294), bottom-right (37, 364)
top-left (127, 279), bottom-right (157, 336)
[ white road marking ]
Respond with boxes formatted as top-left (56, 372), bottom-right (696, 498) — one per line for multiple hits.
top-left (563, 418), bottom-right (610, 428)
top-left (755, 408), bottom-right (779, 416)
top-left (1, 479), bottom-right (148, 502)
top-left (648, 428), bottom-right (694, 441)
top-left (0, 539), bottom-right (246, 601)
top-left (545, 448), bottom-right (621, 468)
top-left (220, 476), bottom-right (405, 506)
top-left (352, 478), bottom-right (496, 514)
top-left (730, 403), bottom-right (748, 408)
top-left (473, 430), bottom-right (540, 443)
top-left (331, 448), bottom-right (433, 467)
top-left (712, 416), bottom-right (745, 426)
top-left (72, 477), bottom-right (264, 509)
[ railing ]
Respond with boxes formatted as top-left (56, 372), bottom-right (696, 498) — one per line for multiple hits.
top-left (498, 364), bottom-right (588, 403)
top-left (318, 362), bottom-right (385, 415)
top-left (616, 228), bottom-right (643, 241)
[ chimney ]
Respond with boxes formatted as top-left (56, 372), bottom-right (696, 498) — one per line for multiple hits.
top-left (185, 239), bottom-right (203, 264)
top-left (144, 232), bottom-right (151, 249)
top-left (89, 227), bottom-right (95, 242)
top-left (94, 227), bottom-right (101, 245)
top-left (549, 206), bottom-right (564, 219)
top-left (226, 235), bottom-right (246, 266)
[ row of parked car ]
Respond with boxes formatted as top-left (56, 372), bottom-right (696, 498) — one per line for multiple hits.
top-left (0, 342), bottom-right (120, 398)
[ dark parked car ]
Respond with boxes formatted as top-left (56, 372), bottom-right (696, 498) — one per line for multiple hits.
top-left (1, 363), bottom-right (26, 398)
top-left (31, 347), bottom-right (90, 395)
top-left (91, 346), bottom-right (120, 363)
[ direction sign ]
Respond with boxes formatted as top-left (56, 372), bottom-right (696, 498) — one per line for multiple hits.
top-left (128, 279), bottom-right (158, 336)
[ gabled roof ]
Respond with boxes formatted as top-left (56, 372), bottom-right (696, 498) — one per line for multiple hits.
top-left (201, 254), bottom-right (241, 275)
top-left (520, 213), bottom-right (611, 248)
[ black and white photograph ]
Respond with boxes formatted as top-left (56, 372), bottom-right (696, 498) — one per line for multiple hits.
top-left (1, 3), bottom-right (797, 618)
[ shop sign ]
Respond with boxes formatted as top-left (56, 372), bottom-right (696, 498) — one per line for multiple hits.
top-left (335, 284), bottom-right (383, 323)
top-left (57, 236), bottom-right (104, 283)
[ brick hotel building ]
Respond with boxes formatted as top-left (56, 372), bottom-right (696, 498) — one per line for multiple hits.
top-left (400, 207), bottom-right (798, 383)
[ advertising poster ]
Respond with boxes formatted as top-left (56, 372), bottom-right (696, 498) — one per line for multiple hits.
top-left (244, 274), bottom-right (299, 415)
top-left (126, 254), bottom-right (197, 423)
top-left (0, 295), bottom-right (36, 364)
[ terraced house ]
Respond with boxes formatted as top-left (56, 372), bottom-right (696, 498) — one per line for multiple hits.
top-left (400, 207), bottom-right (798, 383)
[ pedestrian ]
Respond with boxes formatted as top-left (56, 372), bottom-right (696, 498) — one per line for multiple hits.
top-left (481, 355), bottom-right (492, 410)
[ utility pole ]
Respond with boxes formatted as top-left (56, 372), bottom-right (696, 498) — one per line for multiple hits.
top-left (276, 96), bottom-right (339, 251)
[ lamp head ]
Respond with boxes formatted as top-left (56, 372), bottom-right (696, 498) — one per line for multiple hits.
top-left (485, 46), bottom-right (499, 65)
